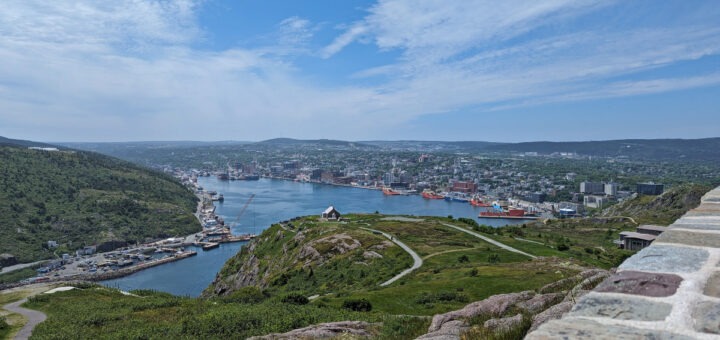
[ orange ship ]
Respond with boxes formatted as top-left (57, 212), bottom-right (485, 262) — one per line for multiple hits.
top-left (421, 189), bottom-right (444, 199)
top-left (383, 187), bottom-right (402, 195)
top-left (470, 197), bottom-right (491, 207)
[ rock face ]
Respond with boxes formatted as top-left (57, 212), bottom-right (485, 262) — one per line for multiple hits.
top-left (483, 313), bottom-right (523, 332)
top-left (247, 321), bottom-right (378, 339)
top-left (427, 291), bottom-right (535, 333)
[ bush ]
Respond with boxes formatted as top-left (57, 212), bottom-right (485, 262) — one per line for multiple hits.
top-left (557, 244), bottom-right (570, 251)
top-left (223, 287), bottom-right (268, 304)
top-left (458, 255), bottom-right (469, 263)
top-left (488, 253), bottom-right (500, 264)
top-left (342, 298), bottom-right (372, 312)
top-left (281, 294), bottom-right (309, 305)
top-left (0, 316), bottom-right (8, 331)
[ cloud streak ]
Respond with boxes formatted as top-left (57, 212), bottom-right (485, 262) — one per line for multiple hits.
top-left (0, 0), bottom-right (718, 141)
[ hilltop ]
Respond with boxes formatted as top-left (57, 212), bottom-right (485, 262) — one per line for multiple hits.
top-left (0, 143), bottom-right (200, 263)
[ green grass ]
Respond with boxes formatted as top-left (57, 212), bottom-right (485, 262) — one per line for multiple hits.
top-left (0, 267), bottom-right (40, 285)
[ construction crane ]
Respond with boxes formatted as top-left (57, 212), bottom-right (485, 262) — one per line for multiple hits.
top-left (232, 193), bottom-right (255, 227)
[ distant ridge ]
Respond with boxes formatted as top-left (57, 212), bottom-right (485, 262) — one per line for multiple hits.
top-left (256, 138), bottom-right (375, 148)
top-left (0, 136), bottom-right (58, 149)
top-left (483, 137), bottom-right (720, 162)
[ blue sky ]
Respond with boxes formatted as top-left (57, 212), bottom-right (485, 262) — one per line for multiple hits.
top-left (0, 0), bottom-right (718, 142)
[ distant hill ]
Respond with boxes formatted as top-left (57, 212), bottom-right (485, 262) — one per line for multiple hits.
top-left (255, 138), bottom-right (376, 149)
top-left (483, 138), bottom-right (720, 162)
top-left (0, 142), bottom-right (200, 263)
top-left (0, 136), bottom-right (57, 149)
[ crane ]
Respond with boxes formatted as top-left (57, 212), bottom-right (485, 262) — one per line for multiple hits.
top-left (232, 193), bottom-right (255, 227)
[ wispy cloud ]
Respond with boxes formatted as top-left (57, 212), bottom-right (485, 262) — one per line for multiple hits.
top-left (0, 0), bottom-right (718, 141)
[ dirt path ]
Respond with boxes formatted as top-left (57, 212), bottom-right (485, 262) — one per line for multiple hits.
top-left (359, 227), bottom-right (422, 286)
top-left (3, 298), bottom-right (46, 339)
top-left (422, 248), bottom-right (477, 260)
top-left (441, 223), bottom-right (537, 259)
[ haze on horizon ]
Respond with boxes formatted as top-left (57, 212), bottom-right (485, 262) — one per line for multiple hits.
top-left (1, 0), bottom-right (719, 143)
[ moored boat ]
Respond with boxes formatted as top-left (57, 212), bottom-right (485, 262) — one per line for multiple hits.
top-left (421, 189), bottom-right (444, 199)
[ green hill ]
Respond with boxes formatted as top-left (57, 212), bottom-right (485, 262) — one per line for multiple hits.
top-left (0, 145), bottom-right (200, 263)
top-left (600, 183), bottom-right (708, 225)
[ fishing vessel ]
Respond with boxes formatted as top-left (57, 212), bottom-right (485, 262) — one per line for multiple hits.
top-left (382, 187), bottom-right (403, 195)
top-left (469, 196), bottom-right (491, 207)
top-left (444, 192), bottom-right (469, 202)
top-left (421, 189), bottom-right (444, 199)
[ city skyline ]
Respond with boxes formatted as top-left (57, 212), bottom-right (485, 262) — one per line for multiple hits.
top-left (1, 0), bottom-right (719, 142)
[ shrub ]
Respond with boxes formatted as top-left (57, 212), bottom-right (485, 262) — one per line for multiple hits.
top-left (281, 294), bottom-right (309, 305)
top-left (458, 255), bottom-right (469, 263)
top-left (342, 298), bottom-right (372, 312)
top-left (223, 287), bottom-right (268, 304)
top-left (488, 253), bottom-right (500, 264)
top-left (557, 244), bottom-right (570, 251)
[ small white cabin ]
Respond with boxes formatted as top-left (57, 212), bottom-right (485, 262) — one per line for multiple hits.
top-left (321, 206), bottom-right (341, 220)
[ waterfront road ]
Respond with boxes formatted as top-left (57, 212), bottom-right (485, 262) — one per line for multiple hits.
top-left (4, 298), bottom-right (46, 340)
top-left (359, 227), bottom-right (423, 287)
top-left (441, 223), bottom-right (537, 259)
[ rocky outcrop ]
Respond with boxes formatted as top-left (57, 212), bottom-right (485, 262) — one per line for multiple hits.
top-left (247, 321), bottom-right (378, 339)
top-left (483, 313), bottom-right (523, 332)
top-left (427, 291), bottom-right (535, 332)
top-left (415, 268), bottom-right (612, 339)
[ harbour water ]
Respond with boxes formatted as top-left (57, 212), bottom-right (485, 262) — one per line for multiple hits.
top-left (102, 178), bottom-right (526, 296)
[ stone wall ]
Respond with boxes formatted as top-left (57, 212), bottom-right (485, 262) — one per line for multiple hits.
top-left (526, 186), bottom-right (720, 339)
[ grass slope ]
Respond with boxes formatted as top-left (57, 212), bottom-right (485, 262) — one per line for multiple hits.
top-left (0, 146), bottom-right (200, 263)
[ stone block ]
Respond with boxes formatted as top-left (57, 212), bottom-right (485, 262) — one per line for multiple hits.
top-left (656, 230), bottom-right (720, 248)
top-left (619, 245), bottom-right (708, 273)
top-left (705, 271), bottom-right (720, 298)
top-left (594, 270), bottom-right (682, 297)
top-left (693, 301), bottom-right (720, 334)
top-left (526, 318), bottom-right (695, 339)
top-left (670, 223), bottom-right (720, 231)
top-left (569, 293), bottom-right (672, 321)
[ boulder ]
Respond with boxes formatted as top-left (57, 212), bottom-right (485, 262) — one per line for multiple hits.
top-left (416, 320), bottom-right (469, 340)
top-left (528, 301), bottom-right (574, 332)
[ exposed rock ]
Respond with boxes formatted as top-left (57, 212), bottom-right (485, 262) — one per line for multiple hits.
top-left (538, 269), bottom-right (608, 294)
top-left (483, 313), bottom-right (523, 332)
top-left (371, 240), bottom-right (394, 250)
top-left (248, 321), bottom-right (378, 339)
top-left (563, 289), bottom-right (590, 302)
top-left (363, 251), bottom-right (383, 259)
top-left (528, 301), bottom-right (574, 332)
top-left (516, 293), bottom-right (564, 314)
top-left (427, 291), bottom-right (535, 332)
top-left (416, 320), bottom-right (468, 340)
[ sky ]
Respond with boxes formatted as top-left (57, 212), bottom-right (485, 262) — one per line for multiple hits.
top-left (0, 0), bottom-right (719, 143)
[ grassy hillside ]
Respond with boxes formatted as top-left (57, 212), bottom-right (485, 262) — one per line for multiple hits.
top-left (600, 183), bottom-right (708, 225)
top-left (0, 146), bottom-right (200, 263)
top-left (206, 215), bottom-right (584, 316)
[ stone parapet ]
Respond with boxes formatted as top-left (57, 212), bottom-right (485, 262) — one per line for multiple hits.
top-left (527, 186), bottom-right (720, 339)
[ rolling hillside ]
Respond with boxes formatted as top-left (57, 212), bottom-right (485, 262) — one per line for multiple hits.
top-left (0, 143), bottom-right (200, 263)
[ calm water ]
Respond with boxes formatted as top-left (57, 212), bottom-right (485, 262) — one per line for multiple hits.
top-left (102, 178), bottom-right (525, 296)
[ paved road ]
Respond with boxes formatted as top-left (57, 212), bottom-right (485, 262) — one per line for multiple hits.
top-left (3, 298), bottom-right (46, 340)
top-left (359, 227), bottom-right (423, 286)
top-left (441, 223), bottom-right (537, 259)
top-left (0, 261), bottom-right (44, 275)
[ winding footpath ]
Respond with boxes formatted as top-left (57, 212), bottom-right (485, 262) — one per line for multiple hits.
top-left (440, 223), bottom-right (537, 259)
top-left (3, 298), bottom-right (46, 340)
top-left (359, 227), bottom-right (423, 286)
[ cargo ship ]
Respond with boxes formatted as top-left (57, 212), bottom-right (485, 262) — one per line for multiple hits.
top-left (421, 189), bottom-right (444, 199)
